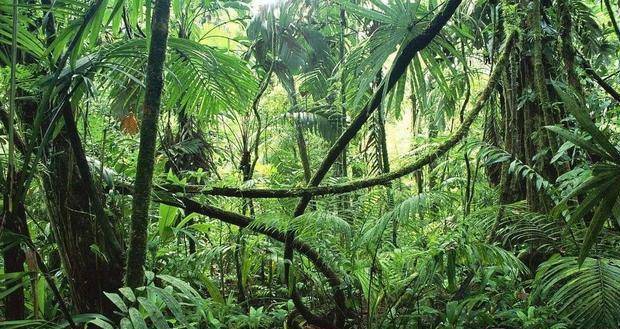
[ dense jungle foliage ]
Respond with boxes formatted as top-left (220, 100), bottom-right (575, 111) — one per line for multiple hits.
top-left (1, 0), bottom-right (620, 328)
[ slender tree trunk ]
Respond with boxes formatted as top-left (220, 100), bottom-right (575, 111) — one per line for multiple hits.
top-left (410, 78), bottom-right (425, 194)
top-left (2, 174), bottom-right (28, 320)
top-left (338, 6), bottom-right (348, 178)
top-left (371, 83), bottom-right (396, 244)
top-left (295, 120), bottom-right (312, 184)
top-left (530, 0), bottom-right (557, 153)
top-left (557, 0), bottom-right (583, 97)
top-left (125, 0), bottom-right (171, 288)
top-left (427, 120), bottom-right (439, 189)
top-left (272, 68), bottom-right (313, 185)
top-left (2, 0), bottom-right (26, 318)
top-left (603, 0), bottom-right (620, 41)
top-left (233, 231), bottom-right (247, 307)
top-left (292, 96), bottom-right (312, 184)
top-left (336, 6), bottom-right (350, 213)
top-left (235, 145), bottom-right (253, 307)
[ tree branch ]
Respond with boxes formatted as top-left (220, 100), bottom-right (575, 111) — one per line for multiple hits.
top-left (113, 184), bottom-right (345, 318)
top-left (112, 31), bottom-right (515, 329)
top-left (285, 0), bottom-right (465, 326)
top-left (120, 11), bottom-right (515, 329)
top-left (578, 53), bottom-right (620, 103)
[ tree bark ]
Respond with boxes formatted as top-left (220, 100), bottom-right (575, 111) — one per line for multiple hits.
top-left (530, 0), bottom-right (558, 153)
top-left (43, 131), bottom-right (124, 315)
top-left (2, 0), bottom-right (26, 319)
top-left (579, 55), bottom-right (620, 103)
top-left (337, 6), bottom-right (348, 179)
top-left (557, 0), bottom-right (583, 97)
top-left (125, 0), bottom-right (171, 288)
top-left (2, 174), bottom-right (27, 320)
top-left (60, 99), bottom-right (123, 258)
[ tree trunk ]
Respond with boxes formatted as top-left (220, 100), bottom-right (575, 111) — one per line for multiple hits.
top-left (372, 86), bottom-right (396, 244)
top-left (557, 0), bottom-right (583, 97)
top-left (294, 120), bottom-right (313, 184)
top-left (337, 6), bottom-right (348, 179)
top-left (43, 131), bottom-right (124, 315)
top-left (2, 0), bottom-right (26, 318)
top-left (497, 0), bottom-right (558, 210)
top-left (125, 0), bottom-right (172, 288)
top-left (2, 172), bottom-right (28, 320)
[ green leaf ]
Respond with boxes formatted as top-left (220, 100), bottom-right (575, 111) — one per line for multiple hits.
top-left (157, 275), bottom-right (201, 299)
top-left (554, 84), bottom-right (620, 161)
top-left (137, 297), bottom-right (170, 329)
top-left (145, 0), bottom-right (152, 37)
top-left (158, 204), bottom-right (179, 242)
top-left (545, 125), bottom-right (609, 161)
top-left (579, 183), bottom-right (620, 264)
top-left (176, 213), bottom-right (198, 229)
top-left (120, 318), bottom-right (133, 329)
top-left (556, 169), bottom-right (617, 207)
top-left (119, 287), bottom-right (136, 303)
top-left (534, 256), bottom-right (620, 327)
top-left (568, 183), bottom-right (612, 225)
top-left (69, 314), bottom-right (114, 327)
top-left (147, 286), bottom-right (190, 328)
top-left (200, 274), bottom-right (224, 304)
top-left (88, 0), bottom-right (107, 46)
top-left (104, 292), bottom-right (128, 313)
top-left (88, 317), bottom-right (114, 329)
top-left (128, 307), bottom-right (147, 329)
top-left (0, 281), bottom-right (24, 299)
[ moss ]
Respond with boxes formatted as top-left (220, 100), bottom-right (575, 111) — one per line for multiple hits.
top-left (125, 0), bottom-right (172, 289)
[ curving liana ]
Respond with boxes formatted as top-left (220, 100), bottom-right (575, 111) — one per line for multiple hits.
top-left (2, 0), bottom-right (620, 328)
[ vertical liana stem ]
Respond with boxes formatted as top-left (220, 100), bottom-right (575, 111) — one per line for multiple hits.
top-left (557, 0), bottom-right (583, 97)
top-left (338, 6), bottom-right (348, 178)
top-left (2, 0), bottom-right (25, 320)
top-left (125, 0), bottom-right (172, 288)
top-left (8, 0), bottom-right (17, 211)
top-left (604, 0), bottom-right (620, 41)
top-left (459, 38), bottom-right (473, 217)
top-left (530, 0), bottom-right (558, 152)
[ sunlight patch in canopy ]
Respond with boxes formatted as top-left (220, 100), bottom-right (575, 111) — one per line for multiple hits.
top-left (251, 0), bottom-right (285, 12)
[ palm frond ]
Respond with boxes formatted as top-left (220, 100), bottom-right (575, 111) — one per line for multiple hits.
top-left (532, 256), bottom-right (620, 328)
top-left (0, 1), bottom-right (46, 61)
top-left (55, 37), bottom-right (257, 119)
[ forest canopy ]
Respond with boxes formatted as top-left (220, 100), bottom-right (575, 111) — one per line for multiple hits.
top-left (1, 0), bottom-right (620, 328)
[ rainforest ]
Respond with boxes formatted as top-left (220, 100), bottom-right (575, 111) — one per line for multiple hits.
top-left (1, 0), bottom-right (620, 328)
